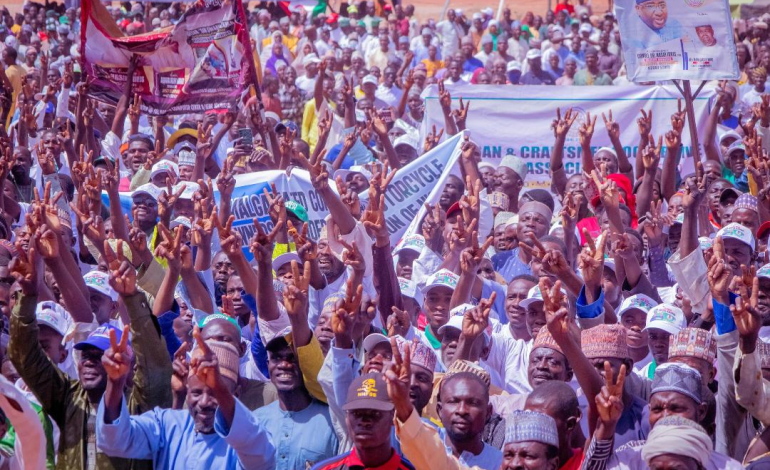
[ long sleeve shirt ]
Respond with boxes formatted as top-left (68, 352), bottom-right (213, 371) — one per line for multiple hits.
top-left (252, 399), bottom-right (338, 470)
top-left (395, 408), bottom-right (481, 470)
top-left (667, 246), bottom-right (710, 315)
top-left (8, 291), bottom-right (172, 470)
top-left (96, 396), bottom-right (274, 470)
top-left (735, 346), bottom-right (770, 426)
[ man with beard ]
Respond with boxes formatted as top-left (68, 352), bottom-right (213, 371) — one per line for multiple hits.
top-left (98, 330), bottom-right (275, 470)
top-left (254, 330), bottom-right (338, 470)
top-left (313, 373), bottom-right (415, 470)
top-left (493, 155), bottom-right (528, 214)
top-left (439, 175), bottom-right (466, 213)
top-left (436, 372), bottom-right (502, 469)
top-left (492, 201), bottom-right (551, 282)
top-left (8, 147), bottom-right (33, 203)
top-left (211, 251), bottom-right (234, 306)
top-left (9, 249), bottom-right (172, 470)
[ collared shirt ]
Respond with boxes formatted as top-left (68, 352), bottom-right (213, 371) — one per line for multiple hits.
top-left (96, 396), bottom-right (275, 470)
top-left (491, 248), bottom-right (533, 282)
top-left (438, 428), bottom-right (502, 470)
top-left (253, 399), bottom-right (338, 470)
top-left (312, 448), bottom-right (415, 470)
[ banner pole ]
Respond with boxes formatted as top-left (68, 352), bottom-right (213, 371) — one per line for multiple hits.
top-left (682, 80), bottom-right (702, 163)
top-left (439, 0), bottom-right (452, 21)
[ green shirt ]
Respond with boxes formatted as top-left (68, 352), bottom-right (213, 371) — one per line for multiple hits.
top-left (573, 69), bottom-right (613, 86)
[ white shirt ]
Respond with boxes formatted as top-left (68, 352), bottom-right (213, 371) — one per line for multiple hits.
top-left (295, 74), bottom-right (317, 95)
top-left (485, 329), bottom-right (533, 394)
top-left (375, 83), bottom-right (403, 108)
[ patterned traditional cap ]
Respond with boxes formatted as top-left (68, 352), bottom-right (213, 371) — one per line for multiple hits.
top-left (617, 294), bottom-right (658, 318)
top-left (651, 362), bottom-right (703, 404)
top-left (394, 336), bottom-right (438, 372)
top-left (505, 410), bottom-right (559, 448)
top-left (500, 155), bottom-right (529, 181)
top-left (644, 304), bottom-right (686, 335)
top-left (758, 342), bottom-right (770, 369)
top-left (488, 192), bottom-right (510, 211)
top-left (717, 223), bottom-right (755, 251)
top-left (581, 324), bottom-right (629, 359)
top-left (444, 359), bottom-right (491, 388)
top-left (495, 211), bottom-right (516, 228)
top-left (422, 269), bottom-right (460, 294)
top-left (200, 340), bottom-right (240, 384)
top-left (532, 328), bottom-right (563, 355)
top-left (668, 327), bottom-right (716, 363)
top-left (735, 194), bottom-right (759, 213)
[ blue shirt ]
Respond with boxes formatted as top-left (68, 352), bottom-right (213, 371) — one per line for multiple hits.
top-left (438, 428), bottom-right (503, 470)
top-left (463, 57), bottom-right (484, 73)
top-left (253, 399), bottom-right (338, 470)
top-left (97, 396), bottom-right (275, 470)
top-left (491, 248), bottom-right (533, 282)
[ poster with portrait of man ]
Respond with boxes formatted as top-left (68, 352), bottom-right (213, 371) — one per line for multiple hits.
top-left (615, 0), bottom-right (740, 81)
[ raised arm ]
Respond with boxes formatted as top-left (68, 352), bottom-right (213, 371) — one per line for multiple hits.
top-left (111, 55), bottom-right (138, 138)
top-left (551, 108), bottom-right (578, 198)
top-left (602, 110), bottom-right (634, 182)
top-left (249, 219), bottom-right (284, 322)
top-left (579, 112), bottom-right (598, 175)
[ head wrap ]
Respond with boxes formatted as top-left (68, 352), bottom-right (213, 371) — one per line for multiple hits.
top-left (193, 340), bottom-right (239, 383)
top-left (642, 416), bottom-right (711, 468)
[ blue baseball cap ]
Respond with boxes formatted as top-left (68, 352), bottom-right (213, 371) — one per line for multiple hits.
top-left (74, 324), bottom-right (125, 351)
top-left (274, 120), bottom-right (299, 134)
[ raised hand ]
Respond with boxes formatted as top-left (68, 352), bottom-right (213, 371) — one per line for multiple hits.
top-left (142, 140), bottom-right (168, 171)
top-left (540, 278), bottom-right (565, 317)
top-left (9, 244), bottom-right (40, 295)
top-left (263, 182), bottom-right (287, 228)
top-left (35, 225), bottom-right (60, 259)
top-left (578, 112), bottom-right (597, 147)
top-left (451, 97), bottom-right (470, 130)
top-left (340, 239), bottom-right (365, 274)
top-left (641, 200), bottom-right (671, 248)
top-left (438, 80), bottom-right (452, 112)
top-left (387, 307), bottom-right (411, 338)
top-left (578, 229), bottom-right (607, 295)
top-left (421, 203), bottom-right (445, 246)
top-left (155, 224), bottom-right (184, 271)
top-left (288, 221), bottom-right (318, 261)
top-left (670, 98), bottom-right (686, 135)
top-left (297, 150), bottom-right (330, 190)
top-left (190, 326), bottom-right (223, 391)
top-left (552, 107), bottom-right (578, 139)
top-left (283, 260), bottom-right (311, 316)
top-left (595, 361), bottom-right (626, 427)
top-left (384, 337), bottom-right (412, 421)
top-left (448, 215), bottom-right (477, 253)
top-left (560, 192), bottom-right (579, 230)
top-left (637, 109), bottom-right (653, 138)
top-left (249, 217), bottom-right (283, 263)
top-left (461, 292), bottom-right (496, 340)
top-left (602, 109), bottom-right (621, 142)
top-left (731, 272), bottom-right (761, 353)
top-left (104, 239), bottom-right (138, 296)
top-left (171, 342), bottom-right (190, 397)
top-left (424, 125), bottom-right (444, 153)
top-left (641, 135), bottom-right (663, 173)
top-left (459, 232), bottom-right (493, 274)
top-left (192, 202), bottom-right (217, 247)
top-left (217, 158), bottom-right (236, 199)
top-left (361, 193), bottom-right (388, 243)
top-left (158, 179), bottom-right (185, 223)
top-left (102, 325), bottom-right (132, 381)
top-left (591, 170), bottom-right (620, 210)
top-left (707, 236), bottom-right (731, 304)
top-left (682, 161), bottom-right (706, 210)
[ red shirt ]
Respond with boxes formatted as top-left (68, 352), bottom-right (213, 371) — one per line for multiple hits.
top-left (312, 448), bottom-right (415, 470)
top-left (560, 448), bottom-right (584, 470)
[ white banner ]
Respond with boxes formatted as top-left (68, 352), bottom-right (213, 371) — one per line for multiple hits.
top-left (420, 84), bottom-right (714, 190)
top-left (361, 132), bottom-right (466, 246)
top-left (614, 0), bottom-right (739, 81)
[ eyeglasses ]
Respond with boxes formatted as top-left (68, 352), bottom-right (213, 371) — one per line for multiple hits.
top-left (641, 2), bottom-right (667, 12)
top-left (133, 199), bottom-right (157, 208)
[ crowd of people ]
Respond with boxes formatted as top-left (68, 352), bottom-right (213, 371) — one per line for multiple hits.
top-left (0, 0), bottom-right (769, 469)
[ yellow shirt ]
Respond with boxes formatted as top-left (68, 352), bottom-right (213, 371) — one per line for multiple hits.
top-left (421, 59), bottom-right (445, 78)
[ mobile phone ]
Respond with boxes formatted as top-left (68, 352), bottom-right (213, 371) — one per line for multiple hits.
top-left (238, 127), bottom-right (254, 150)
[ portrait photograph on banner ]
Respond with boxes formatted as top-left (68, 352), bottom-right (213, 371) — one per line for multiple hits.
top-left (614, 0), bottom-right (741, 81)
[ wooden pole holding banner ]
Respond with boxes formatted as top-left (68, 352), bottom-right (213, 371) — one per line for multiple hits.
top-left (683, 80), bottom-right (702, 163)
top-left (439, 0), bottom-right (451, 21)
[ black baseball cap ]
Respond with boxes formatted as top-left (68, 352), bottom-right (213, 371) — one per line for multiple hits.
top-left (342, 373), bottom-right (394, 412)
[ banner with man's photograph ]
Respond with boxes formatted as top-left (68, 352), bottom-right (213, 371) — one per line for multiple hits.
top-left (80, 0), bottom-right (254, 115)
top-left (614, 0), bottom-right (740, 81)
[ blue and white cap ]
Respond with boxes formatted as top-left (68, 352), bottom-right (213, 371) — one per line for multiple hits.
top-left (505, 410), bottom-right (559, 447)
